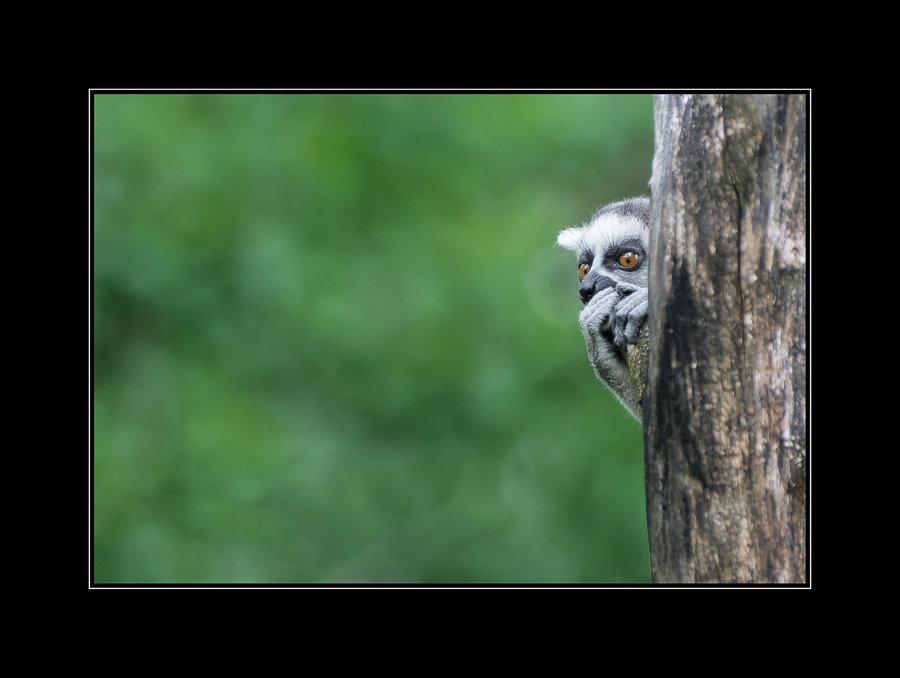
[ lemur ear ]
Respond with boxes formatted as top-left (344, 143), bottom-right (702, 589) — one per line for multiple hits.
top-left (556, 227), bottom-right (585, 252)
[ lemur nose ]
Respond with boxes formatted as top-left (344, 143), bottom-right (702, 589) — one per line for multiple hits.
top-left (579, 287), bottom-right (591, 304)
top-left (579, 274), bottom-right (616, 305)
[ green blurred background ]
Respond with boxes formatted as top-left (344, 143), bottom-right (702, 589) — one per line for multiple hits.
top-left (93, 93), bottom-right (654, 584)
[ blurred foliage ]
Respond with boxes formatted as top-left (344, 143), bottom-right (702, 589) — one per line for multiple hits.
top-left (93, 93), bottom-right (654, 583)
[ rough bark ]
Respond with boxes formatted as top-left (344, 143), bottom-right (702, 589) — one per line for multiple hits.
top-left (644, 94), bottom-right (807, 583)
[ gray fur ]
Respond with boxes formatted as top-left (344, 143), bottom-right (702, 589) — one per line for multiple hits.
top-left (556, 197), bottom-right (650, 422)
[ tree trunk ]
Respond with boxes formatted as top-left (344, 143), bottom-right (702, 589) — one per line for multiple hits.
top-left (644, 94), bottom-right (807, 583)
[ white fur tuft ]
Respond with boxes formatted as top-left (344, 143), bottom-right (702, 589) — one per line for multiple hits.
top-left (556, 227), bottom-right (585, 252)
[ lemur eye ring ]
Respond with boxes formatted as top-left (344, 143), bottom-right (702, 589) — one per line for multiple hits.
top-left (579, 263), bottom-right (591, 280)
top-left (618, 251), bottom-right (639, 268)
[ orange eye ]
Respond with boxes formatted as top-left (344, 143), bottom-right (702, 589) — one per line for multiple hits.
top-left (618, 251), bottom-right (640, 268)
top-left (579, 263), bottom-right (590, 280)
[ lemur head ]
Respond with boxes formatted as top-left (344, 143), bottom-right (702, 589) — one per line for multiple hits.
top-left (556, 198), bottom-right (650, 305)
